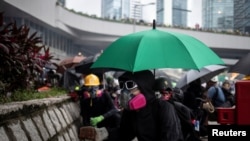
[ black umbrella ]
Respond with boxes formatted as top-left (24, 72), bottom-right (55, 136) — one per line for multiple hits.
top-left (63, 68), bottom-right (82, 90)
top-left (176, 64), bottom-right (227, 89)
top-left (75, 53), bottom-right (102, 74)
top-left (228, 52), bottom-right (250, 75)
top-left (75, 53), bottom-right (122, 74)
top-left (113, 69), bottom-right (173, 88)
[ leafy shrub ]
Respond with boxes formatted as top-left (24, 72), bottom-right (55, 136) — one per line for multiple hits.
top-left (0, 12), bottom-right (57, 97)
top-left (0, 88), bottom-right (67, 104)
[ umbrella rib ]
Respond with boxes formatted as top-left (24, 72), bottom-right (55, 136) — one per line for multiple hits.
top-left (167, 32), bottom-right (200, 69)
top-left (132, 35), bottom-right (146, 72)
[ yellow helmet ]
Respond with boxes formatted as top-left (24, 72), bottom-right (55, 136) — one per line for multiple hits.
top-left (84, 74), bottom-right (100, 86)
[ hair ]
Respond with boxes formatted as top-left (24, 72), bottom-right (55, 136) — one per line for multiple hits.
top-left (222, 80), bottom-right (230, 86)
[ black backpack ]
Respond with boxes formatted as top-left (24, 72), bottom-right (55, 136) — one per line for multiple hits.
top-left (152, 99), bottom-right (185, 141)
top-left (172, 101), bottom-right (201, 141)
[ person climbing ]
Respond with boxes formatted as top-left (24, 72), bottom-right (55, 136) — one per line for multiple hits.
top-left (82, 70), bottom-right (184, 141)
top-left (78, 73), bottom-right (121, 141)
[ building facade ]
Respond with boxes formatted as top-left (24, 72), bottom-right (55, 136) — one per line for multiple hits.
top-left (202, 0), bottom-right (234, 32)
top-left (101, 0), bottom-right (144, 21)
top-left (2, 0), bottom-right (249, 66)
top-left (101, 0), bottom-right (123, 20)
top-left (3, 14), bottom-right (77, 60)
top-left (234, 0), bottom-right (250, 33)
top-left (156, 0), bottom-right (188, 27)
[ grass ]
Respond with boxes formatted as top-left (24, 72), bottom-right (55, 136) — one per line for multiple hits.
top-left (0, 87), bottom-right (67, 104)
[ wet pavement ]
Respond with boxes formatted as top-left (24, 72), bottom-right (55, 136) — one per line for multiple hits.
top-left (131, 121), bottom-right (219, 141)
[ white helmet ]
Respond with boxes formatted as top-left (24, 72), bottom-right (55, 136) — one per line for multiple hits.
top-left (210, 76), bottom-right (218, 82)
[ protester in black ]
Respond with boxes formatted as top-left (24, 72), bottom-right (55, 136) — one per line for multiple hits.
top-left (114, 70), bottom-right (183, 141)
top-left (154, 77), bottom-right (200, 141)
top-left (79, 71), bottom-right (183, 141)
top-left (79, 74), bottom-right (120, 141)
top-left (183, 78), bottom-right (208, 137)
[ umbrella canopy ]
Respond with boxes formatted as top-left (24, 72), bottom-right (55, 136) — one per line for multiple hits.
top-left (113, 69), bottom-right (174, 88)
top-left (57, 52), bottom-right (85, 73)
top-left (113, 69), bottom-right (171, 78)
top-left (228, 52), bottom-right (250, 75)
top-left (75, 53), bottom-right (119, 74)
top-left (75, 53), bottom-right (101, 74)
top-left (91, 21), bottom-right (224, 72)
top-left (62, 68), bottom-right (82, 90)
top-left (176, 64), bottom-right (227, 89)
top-left (59, 53), bottom-right (85, 67)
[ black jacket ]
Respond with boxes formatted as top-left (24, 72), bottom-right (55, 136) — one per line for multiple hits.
top-left (80, 90), bottom-right (120, 128)
top-left (114, 70), bottom-right (183, 141)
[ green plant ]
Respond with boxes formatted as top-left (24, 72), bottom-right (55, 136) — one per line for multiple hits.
top-left (0, 87), bottom-right (67, 104)
top-left (0, 12), bottom-right (58, 96)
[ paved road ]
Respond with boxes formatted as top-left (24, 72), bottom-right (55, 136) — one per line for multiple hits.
top-left (131, 121), bottom-right (218, 141)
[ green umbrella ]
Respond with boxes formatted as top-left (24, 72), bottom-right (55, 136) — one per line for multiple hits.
top-left (92, 21), bottom-right (224, 72)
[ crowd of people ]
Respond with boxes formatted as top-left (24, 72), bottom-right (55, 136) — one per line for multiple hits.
top-left (69, 70), bottom-right (236, 141)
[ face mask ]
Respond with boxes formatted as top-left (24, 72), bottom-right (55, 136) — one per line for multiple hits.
top-left (160, 90), bottom-right (172, 101)
top-left (161, 94), bottom-right (171, 101)
top-left (83, 87), bottom-right (102, 99)
top-left (119, 89), bottom-right (146, 110)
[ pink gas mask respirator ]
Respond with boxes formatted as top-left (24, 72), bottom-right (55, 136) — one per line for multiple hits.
top-left (118, 80), bottom-right (146, 110)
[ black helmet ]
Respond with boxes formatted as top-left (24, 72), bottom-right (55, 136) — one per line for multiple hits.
top-left (172, 87), bottom-right (184, 102)
top-left (154, 77), bottom-right (172, 91)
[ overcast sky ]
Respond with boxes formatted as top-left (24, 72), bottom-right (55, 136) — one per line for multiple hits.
top-left (65, 0), bottom-right (202, 27)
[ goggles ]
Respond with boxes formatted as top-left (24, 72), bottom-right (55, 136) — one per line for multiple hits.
top-left (119, 80), bottom-right (138, 90)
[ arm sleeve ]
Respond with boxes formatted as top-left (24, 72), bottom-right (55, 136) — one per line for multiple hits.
top-left (102, 92), bottom-right (119, 119)
top-left (103, 109), bottom-right (119, 119)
